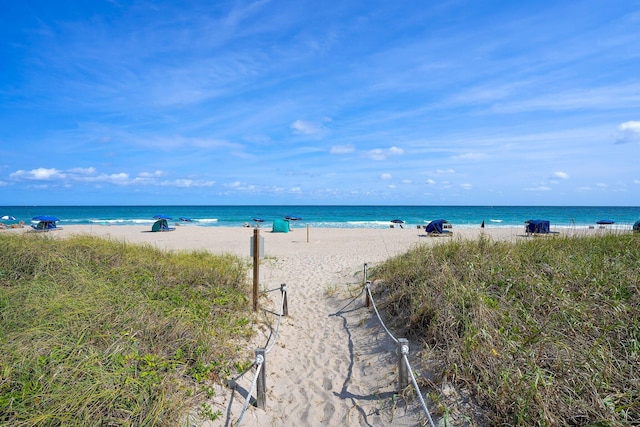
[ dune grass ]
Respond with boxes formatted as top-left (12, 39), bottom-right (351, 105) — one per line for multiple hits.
top-left (371, 233), bottom-right (639, 426)
top-left (0, 233), bottom-right (253, 426)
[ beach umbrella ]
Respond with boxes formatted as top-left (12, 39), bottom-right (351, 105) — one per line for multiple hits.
top-left (179, 217), bottom-right (193, 222)
top-left (285, 215), bottom-right (302, 221)
top-left (596, 219), bottom-right (615, 225)
top-left (253, 218), bottom-right (265, 222)
top-left (1, 215), bottom-right (16, 221)
top-left (390, 219), bottom-right (405, 229)
top-left (153, 214), bottom-right (172, 220)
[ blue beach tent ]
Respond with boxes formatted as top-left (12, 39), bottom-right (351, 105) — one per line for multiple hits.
top-left (425, 219), bottom-right (450, 234)
top-left (525, 219), bottom-right (550, 234)
top-left (31, 216), bottom-right (60, 231)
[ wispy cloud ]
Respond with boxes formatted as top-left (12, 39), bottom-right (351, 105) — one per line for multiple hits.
top-left (366, 146), bottom-right (404, 161)
top-left (9, 166), bottom-right (214, 188)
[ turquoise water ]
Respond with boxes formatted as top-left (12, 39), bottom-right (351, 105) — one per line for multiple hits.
top-left (1, 205), bottom-right (639, 229)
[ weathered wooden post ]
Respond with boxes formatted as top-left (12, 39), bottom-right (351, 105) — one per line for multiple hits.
top-left (365, 280), bottom-right (371, 308)
top-left (306, 223), bottom-right (310, 243)
top-left (363, 262), bottom-right (368, 284)
top-left (253, 228), bottom-right (260, 312)
top-left (280, 283), bottom-right (288, 316)
top-left (255, 348), bottom-right (266, 409)
top-left (397, 338), bottom-right (409, 392)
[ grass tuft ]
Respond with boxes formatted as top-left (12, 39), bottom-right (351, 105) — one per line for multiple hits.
top-left (371, 233), bottom-right (640, 426)
top-left (0, 233), bottom-right (252, 426)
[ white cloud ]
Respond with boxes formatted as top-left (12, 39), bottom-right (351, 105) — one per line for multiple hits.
top-left (330, 144), bottom-right (355, 154)
top-left (11, 168), bottom-right (66, 181)
top-left (435, 168), bottom-right (455, 175)
top-left (291, 119), bottom-right (321, 136)
top-left (523, 185), bottom-right (552, 191)
top-left (620, 121), bottom-right (640, 131)
top-left (7, 166), bottom-right (215, 188)
top-left (178, 179), bottom-right (214, 187)
top-left (139, 170), bottom-right (165, 178)
top-left (68, 167), bottom-right (97, 175)
top-left (380, 173), bottom-right (392, 180)
top-left (616, 120), bottom-right (640, 144)
top-left (553, 171), bottom-right (570, 180)
top-left (366, 146), bottom-right (404, 161)
top-left (461, 183), bottom-right (473, 190)
top-left (426, 179), bottom-right (436, 185)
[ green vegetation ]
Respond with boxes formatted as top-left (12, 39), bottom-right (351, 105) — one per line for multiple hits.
top-left (0, 233), bottom-right (253, 426)
top-left (371, 233), bottom-right (639, 426)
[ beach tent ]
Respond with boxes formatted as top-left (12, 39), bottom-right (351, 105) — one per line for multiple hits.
top-left (151, 218), bottom-right (175, 232)
top-left (31, 215), bottom-right (60, 231)
top-left (525, 219), bottom-right (550, 234)
top-left (425, 219), bottom-right (450, 235)
top-left (272, 219), bottom-right (289, 233)
top-left (633, 220), bottom-right (640, 233)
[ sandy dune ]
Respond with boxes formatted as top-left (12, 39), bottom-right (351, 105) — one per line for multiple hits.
top-left (23, 223), bottom-right (604, 426)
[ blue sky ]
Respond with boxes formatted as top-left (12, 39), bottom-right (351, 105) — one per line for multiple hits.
top-left (1, 0), bottom-right (639, 206)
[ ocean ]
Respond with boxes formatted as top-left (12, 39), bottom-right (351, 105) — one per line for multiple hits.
top-left (2, 205), bottom-right (639, 229)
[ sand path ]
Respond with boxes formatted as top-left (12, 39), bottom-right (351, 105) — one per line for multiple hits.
top-left (204, 226), bottom-right (441, 427)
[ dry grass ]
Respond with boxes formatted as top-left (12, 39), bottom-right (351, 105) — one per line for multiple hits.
top-left (371, 233), bottom-right (640, 426)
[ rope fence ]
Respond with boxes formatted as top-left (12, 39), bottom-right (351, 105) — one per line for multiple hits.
top-left (232, 262), bottom-right (436, 427)
top-left (363, 263), bottom-right (436, 427)
top-left (234, 283), bottom-right (287, 426)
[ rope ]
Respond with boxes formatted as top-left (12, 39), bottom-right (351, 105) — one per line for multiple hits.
top-left (402, 349), bottom-right (436, 427)
top-left (366, 278), bottom-right (435, 426)
top-left (365, 282), bottom-right (398, 344)
top-left (232, 285), bottom-right (286, 425)
top-left (265, 286), bottom-right (286, 354)
top-left (235, 354), bottom-right (264, 427)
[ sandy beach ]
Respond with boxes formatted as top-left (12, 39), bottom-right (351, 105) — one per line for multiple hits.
top-left (11, 223), bottom-right (618, 426)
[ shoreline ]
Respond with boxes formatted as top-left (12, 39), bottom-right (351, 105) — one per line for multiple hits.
top-left (8, 223), bottom-right (626, 260)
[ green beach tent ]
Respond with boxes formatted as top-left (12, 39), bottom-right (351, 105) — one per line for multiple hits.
top-left (272, 219), bottom-right (289, 233)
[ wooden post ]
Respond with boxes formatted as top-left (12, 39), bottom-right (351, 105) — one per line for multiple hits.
top-left (255, 348), bottom-right (266, 409)
top-left (363, 263), bottom-right (368, 284)
top-left (253, 228), bottom-right (260, 312)
top-left (280, 283), bottom-right (288, 316)
top-left (397, 338), bottom-right (409, 392)
top-left (365, 281), bottom-right (371, 308)
top-left (306, 223), bottom-right (310, 243)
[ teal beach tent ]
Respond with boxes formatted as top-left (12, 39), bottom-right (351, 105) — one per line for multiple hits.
top-left (272, 219), bottom-right (289, 233)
